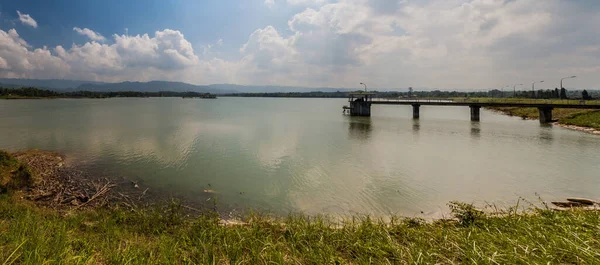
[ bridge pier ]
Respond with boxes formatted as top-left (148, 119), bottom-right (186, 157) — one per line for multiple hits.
top-left (412, 104), bottom-right (420, 119)
top-left (470, 105), bottom-right (481, 121)
top-left (349, 101), bottom-right (371, 116)
top-left (538, 107), bottom-right (553, 123)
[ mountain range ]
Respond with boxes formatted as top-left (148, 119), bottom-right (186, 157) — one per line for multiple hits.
top-left (0, 78), bottom-right (354, 94)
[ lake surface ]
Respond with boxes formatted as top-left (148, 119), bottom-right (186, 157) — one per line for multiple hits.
top-left (1, 98), bottom-right (599, 218)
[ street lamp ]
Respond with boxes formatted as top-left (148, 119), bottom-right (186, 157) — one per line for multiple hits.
top-left (513, 84), bottom-right (523, 98)
top-left (500, 86), bottom-right (510, 98)
top-left (560, 76), bottom-right (577, 89)
top-left (359, 82), bottom-right (367, 92)
top-left (532, 80), bottom-right (544, 98)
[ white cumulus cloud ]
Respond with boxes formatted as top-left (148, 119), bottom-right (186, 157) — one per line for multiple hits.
top-left (16, 11), bottom-right (38, 28)
top-left (1, 1), bottom-right (599, 89)
top-left (73, 27), bottom-right (106, 42)
top-left (0, 29), bottom-right (69, 78)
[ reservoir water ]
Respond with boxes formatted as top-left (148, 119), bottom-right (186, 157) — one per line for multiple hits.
top-left (1, 98), bottom-right (599, 217)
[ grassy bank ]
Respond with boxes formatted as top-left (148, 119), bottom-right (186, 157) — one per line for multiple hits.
top-left (1, 150), bottom-right (600, 264)
top-left (1, 196), bottom-right (600, 264)
top-left (562, 111), bottom-right (600, 130)
top-left (457, 98), bottom-right (600, 130)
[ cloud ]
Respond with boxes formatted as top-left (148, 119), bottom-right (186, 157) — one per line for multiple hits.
top-left (0, 28), bottom-right (201, 82)
top-left (265, 0), bottom-right (327, 8)
top-left (0, 29), bottom-right (69, 78)
top-left (16, 11), bottom-right (38, 28)
top-left (265, 0), bottom-right (275, 8)
top-left (1, 1), bottom-right (600, 89)
top-left (73, 27), bottom-right (106, 42)
top-left (287, 0), bottom-right (327, 5)
top-left (55, 29), bottom-right (200, 81)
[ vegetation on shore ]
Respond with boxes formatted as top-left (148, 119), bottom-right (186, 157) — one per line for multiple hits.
top-left (488, 107), bottom-right (600, 131)
top-left (2, 150), bottom-right (600, 264)
top-left (561, 111), bottom-right (600, 130)
top-left (457, 98), bottom-right (600, 131)
top-left (1, 87), bottom-right (216, 99)
top-left (2, 194), bottom-right (600, 264)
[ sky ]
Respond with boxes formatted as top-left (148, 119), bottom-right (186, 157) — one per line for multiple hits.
top-left (0, 0), bottom-right (598, 90)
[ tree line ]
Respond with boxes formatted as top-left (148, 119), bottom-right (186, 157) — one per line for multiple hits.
top-left (2, 86), bottom-right (595, 100)
top-left (1, 87), bottom-right (216, 98)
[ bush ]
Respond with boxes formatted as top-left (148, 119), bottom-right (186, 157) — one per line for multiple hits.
top-left (0, 150), bottom-right (16, 167)
top-left (8, 165), bottom-right (33, 190)
top-left (448, 201), bottom-right (484, 226)
top-left (0, 151), bottom-right (33, 192)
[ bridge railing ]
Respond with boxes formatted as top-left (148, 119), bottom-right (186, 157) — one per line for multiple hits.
top-left (372, 97), bottom-right (595, 105)
top-left (371, 97), bottom-right (454, 103)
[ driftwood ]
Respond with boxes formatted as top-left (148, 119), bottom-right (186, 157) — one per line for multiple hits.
top-left (566, 198), bottom-right (596, 206)
top-left (551, 197), bottom-right (599, 211)
top-left (72, 180), bottom-right (117, 210)
top-left (11, 150), bottom-right (122, 210)
top-left (10, 150), bottom-right (210, 216)
top-left (552, 201), bottom-right (583, 207)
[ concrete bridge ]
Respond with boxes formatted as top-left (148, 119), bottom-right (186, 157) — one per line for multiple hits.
top-left (343, 93), bottom-right (600, 123)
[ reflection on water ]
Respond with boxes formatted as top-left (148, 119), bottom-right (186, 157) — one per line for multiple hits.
top-left (1, 98), bottom-right (600, 218)
top-left (538, 124), bottom-right (554, 142)
top-left (348, 117), bottom-right (372, 140)
top-left (412, 119), bottom-right (420, 133)
top-left (470, 122), bottom-right (481, 138)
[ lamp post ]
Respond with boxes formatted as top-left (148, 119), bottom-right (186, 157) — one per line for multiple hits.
top-left (532, 80), bottom-right (544, 98)
top-left (501, 85), bottom-right (510, 98)
top-left (513, 84), bottom-right (523, 98)
top-left (560, 76), bottom-right (576, 89)
top-left (360, 82), bottom-right (367, 92)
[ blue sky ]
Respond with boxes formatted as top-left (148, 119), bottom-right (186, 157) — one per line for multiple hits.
top-left (1, 0), bottom-right (300, 60)
top-left (0, 0), bottom-right (598, 90)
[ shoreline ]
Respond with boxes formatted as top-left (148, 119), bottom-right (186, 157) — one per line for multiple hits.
top-left (2, 149), bottom-right (598, 217)
top-left (0, 149), bottom-right (209, 213)
top-left (487, 107), bottom-right (600, 135)
top-left (555, 122), bottom-right (600, 135)
top-left (3, 150), bottom-right (600, 262)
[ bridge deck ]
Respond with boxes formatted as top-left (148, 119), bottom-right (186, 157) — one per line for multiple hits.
top-left (369, 99), bottom-right (600, 109)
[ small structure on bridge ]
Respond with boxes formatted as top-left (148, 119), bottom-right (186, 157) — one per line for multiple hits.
top-left (343, 92), bottom-right (375, 116)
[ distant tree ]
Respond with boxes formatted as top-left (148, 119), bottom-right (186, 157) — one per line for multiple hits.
top-left (553, 88), bottom-right (559, 98)
top-left (582, 90), bottom-right (591, 100)
top-left (560, 88), bottom-right (568, 99)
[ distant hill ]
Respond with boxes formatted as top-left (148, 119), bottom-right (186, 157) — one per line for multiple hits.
top-left (76, 81), bottom-right (235, 94)
top-left (208, 84), bottom-right (353, 93)
top-left (0, 78), bottom-right (357, 94)
top-left (0, 78), bottom-right (105, 90)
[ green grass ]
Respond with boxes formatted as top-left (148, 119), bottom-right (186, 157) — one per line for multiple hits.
top-left (562, 111), bottom-right (600, 130)
top-left (474, 97), bottom-right (600, 130)
top-left (2, 151), bottom-right (600, 264)
top-left (0, 196), bottom-right (599, 264)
